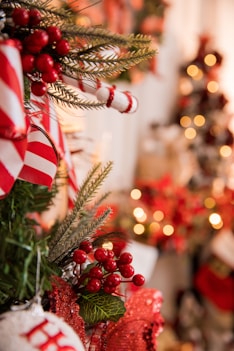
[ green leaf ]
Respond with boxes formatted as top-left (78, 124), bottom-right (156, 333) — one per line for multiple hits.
top-left (78, 291), bottom-right (126, 325)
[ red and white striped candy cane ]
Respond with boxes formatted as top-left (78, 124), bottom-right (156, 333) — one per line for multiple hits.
top-left (62, 74), bottom-right (108, 95)
top-left (96, 85), bottom-right (138, 113)
top-left (62, 74), bottom-right (138, 113)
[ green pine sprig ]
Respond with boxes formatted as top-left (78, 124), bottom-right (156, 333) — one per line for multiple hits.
top-left (47, 80), bottom-right (105, 110)
top-left (48, 162), bottom-right (113, 264)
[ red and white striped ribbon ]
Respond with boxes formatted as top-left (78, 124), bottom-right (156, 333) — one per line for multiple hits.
top-left (0, 39), bottom-right (27, 197)
top-left (0, 136), bottom-right (27, 198)
top-left (18, 116), bottom-right (58, 187)
top-left (0, 39), bottom-right (26, 139)
top-left (30, 95), bottom-right (79, 208)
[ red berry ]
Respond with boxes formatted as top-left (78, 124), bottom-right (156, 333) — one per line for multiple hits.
top-left (119, 264), bottom-right (135, 278)
top-left (46, 26), bottom-right (62, 44)
top-left (112, 241), bottom-right (126, 257)
top-left (119, 252), bottom-right (133, 265)
top-left (42, 69), bottom-right (58, 83)
top-left (79, 240), bottom-right (93, 254)
top-left (25, 42), bottom-right (42, 54)
top-left (12, 8), bottom-right (29, 26)
top-left (31, 81), bottom-right (47, 96)
top-left (103, 258), bottom-right (117, 273)
top-left (28, 9), bottom-right (42, 26)
top-left (86, 278), bottom-right (101, 293)
top-left (35, 53), bottom-right (54, 72)
top-left (73, 249), bottom-right (87, 264)
top-left (53, 61), bottom-right (62, 74)
top-left (56, 39), bottom-right (70, 56)
top-left (105, 273), bottom-right (121, 287)
top-left (103, 284), bottom-right (116, 294)
top-left (21, 54), bottom-right (35, 73)
top-left (107, 250), bottom-right (115, 258)
top-left (94, 248), bottom-right (109, 263)
top-left (89, 266), bottom-right (103, 279)
top-left (132, 274), bottom-right (145, 286)
top-left (30, 30), bottom-right (49, 48)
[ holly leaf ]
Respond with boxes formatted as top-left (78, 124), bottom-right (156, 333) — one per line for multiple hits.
top-left (78, 291), bottom-right (126, 325)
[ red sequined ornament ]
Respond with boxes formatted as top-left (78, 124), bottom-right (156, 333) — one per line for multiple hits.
top-left (89, 288), bottom-right (164, 351)
top-left (48, 276), bottom-right (86, 345)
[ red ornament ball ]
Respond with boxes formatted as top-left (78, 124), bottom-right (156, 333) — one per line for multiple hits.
top-left (31, 81), bottom-right (47, 96)
top-left (12, 8), bottom-right (29, 26)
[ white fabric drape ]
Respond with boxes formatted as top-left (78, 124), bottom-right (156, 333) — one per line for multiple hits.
top-left (78, 0), bottom-right (234, 191)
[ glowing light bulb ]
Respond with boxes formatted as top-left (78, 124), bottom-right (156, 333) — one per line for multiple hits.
top-left (133, 207), bottom-right (145, 219)
top-left (209, 212), bottom-right (222, 225)
top-left (130, 188), bottom-right (142, 200)
top-left (204, 197), bottom-right (216, 209)
top-left (180, 115), bottom-right (191, 128)
top-left (102, 241), bottom-right (113, 250)
top-left (207, 80), bottom-right (219, 93)
top-left (153, 210), bottom-right (164, 221)
top-left (187, 64), bottom-right (199, 77)
top-left (194, 114), bottom-right (205, 127)
top-left (184, 127), bottom-right (197, 139)
top-left (163, 224), bottom-right (174, 236)
top-left (220, 145), bottom-right (232, 158)
top-left (133, 223), bottom-right (145, 235)
top-left (204, 54), bottom-right (217, 66)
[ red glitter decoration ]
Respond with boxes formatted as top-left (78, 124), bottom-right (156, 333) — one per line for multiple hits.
top-left (103, 288), bottom-right (163, 350)
top-left (48, 276), bottom-right (86, 345)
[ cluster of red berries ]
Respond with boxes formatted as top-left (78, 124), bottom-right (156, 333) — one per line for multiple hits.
top-left (11, 7), bottom-right (70, 96)
top-left (72, 240), bottom-right (145, 294)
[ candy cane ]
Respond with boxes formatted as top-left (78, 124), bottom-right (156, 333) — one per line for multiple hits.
top-left (62, 74), bottom-right (138, 114)
top-left (96, 85), bottom-right (138, 113)
top-left (62, 75), bottom-right (107, 95)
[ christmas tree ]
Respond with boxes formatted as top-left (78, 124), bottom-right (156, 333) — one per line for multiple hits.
top-left (0, 1), bottom-right (164, 350)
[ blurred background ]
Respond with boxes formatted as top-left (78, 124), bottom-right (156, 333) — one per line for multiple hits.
top-left (57, 1), bottom-right (234, 350)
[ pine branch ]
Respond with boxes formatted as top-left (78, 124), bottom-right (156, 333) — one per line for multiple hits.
top-left (50, 207), bottom-right (112, 264)
top-left (48, 162), bottom-right (113, 262)
top-left (47, 81), bottom-right (105, 110)
top-left (63, 48), bottom-right (156, 79)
